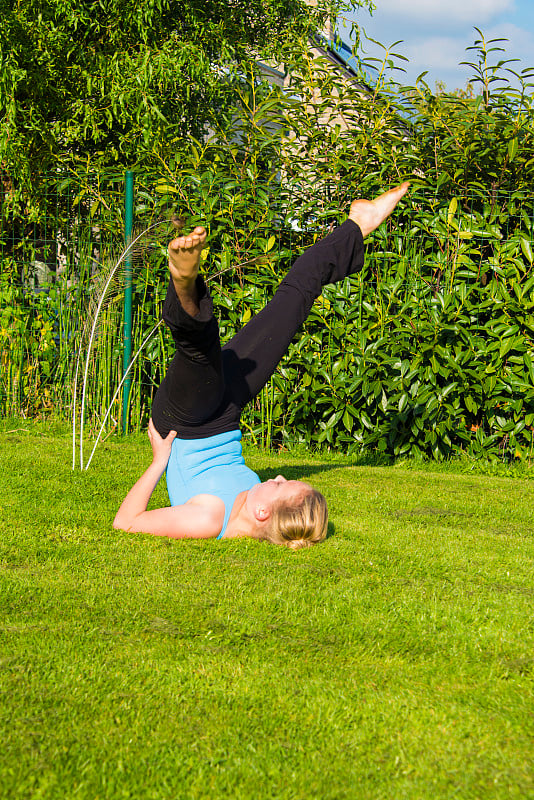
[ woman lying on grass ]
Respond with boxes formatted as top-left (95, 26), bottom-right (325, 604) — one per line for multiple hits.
top-left (114, 182), bottom-right (409, 548)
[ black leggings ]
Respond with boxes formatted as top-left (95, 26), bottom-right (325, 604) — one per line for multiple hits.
top-left (151, 219), bottom-right (365, 439)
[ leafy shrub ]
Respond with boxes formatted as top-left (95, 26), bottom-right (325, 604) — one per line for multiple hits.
top-left (1, 31), bottom-right (533, 462)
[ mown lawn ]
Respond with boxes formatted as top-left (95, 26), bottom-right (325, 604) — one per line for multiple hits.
top-left (1, 423), bottom-right (533, 799)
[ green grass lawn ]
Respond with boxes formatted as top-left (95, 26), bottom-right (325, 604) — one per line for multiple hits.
top-left (1, 424), bottom-right (533, 799)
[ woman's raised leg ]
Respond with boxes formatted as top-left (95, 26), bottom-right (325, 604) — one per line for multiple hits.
top-left (223, 183), bottom-right (410, 407)
top-left (151, 227), bottom-right (227, 436)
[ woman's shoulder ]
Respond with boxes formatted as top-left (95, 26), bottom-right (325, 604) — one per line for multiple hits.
top-left (186, 493), bottom-right (225, 510)
top-left (185, 494), bottom-right (226, 528)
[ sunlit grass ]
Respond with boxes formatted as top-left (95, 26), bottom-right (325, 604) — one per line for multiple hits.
top-left (1, 424), bottom-right (533, 799)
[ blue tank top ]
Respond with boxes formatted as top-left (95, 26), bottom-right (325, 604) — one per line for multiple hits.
top-left (165, 430), bottom-right (260, 539)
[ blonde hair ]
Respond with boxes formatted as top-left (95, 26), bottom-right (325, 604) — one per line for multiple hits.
top-left (265, 489), bottom-right (328, 550)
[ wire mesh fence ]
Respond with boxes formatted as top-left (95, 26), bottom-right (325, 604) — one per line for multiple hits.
top-left (1, 171), bottom-right (533, 463)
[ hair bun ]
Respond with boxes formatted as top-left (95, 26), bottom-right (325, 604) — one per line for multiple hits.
top-left (287, 538), bottom-right (311, 551)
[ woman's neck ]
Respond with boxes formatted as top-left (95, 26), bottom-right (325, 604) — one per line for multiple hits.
top-left (223, 491), bottom-right (258, 539)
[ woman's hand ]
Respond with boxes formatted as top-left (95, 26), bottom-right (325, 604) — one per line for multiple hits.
top-left (147, 418), bottom-right (177, 469)
top-left (115, 421), bottom-right (219, 538)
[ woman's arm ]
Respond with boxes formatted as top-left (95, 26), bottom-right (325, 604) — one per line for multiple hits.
top-left (113, 420), bottom-right (222, 539)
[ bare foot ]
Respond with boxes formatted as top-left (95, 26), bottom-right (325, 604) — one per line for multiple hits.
top-left (348, 182), bottom-right (410, 238)
top-left (168, 226), bottom-right (207, 283)
top-left (168, 226), bottom-right (207, 315)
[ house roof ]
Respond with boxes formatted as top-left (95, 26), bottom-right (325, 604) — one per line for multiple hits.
top-left (310, 33), bottom-right (374, 94)
top-left (257, 33), bottom-right (374, 94)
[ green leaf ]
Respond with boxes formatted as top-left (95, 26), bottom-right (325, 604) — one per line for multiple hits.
top-left (398, 393), bottom-right (409, 413)
top-left (447, 197), bottom-right (458, 225)
top-left (465, 396), bottom-right (477, 414)
top-left (499, 337), bottom-right (517, 359)
top-left (360, 412), bottom-right (373, 430)
top-left (524, 353), bottom-right (534, 383)
top-left (155, 182), bottom-right (177, 195)
top-left (520, 238), bottom-right (533, 265)
top-left (507, 138), bottom-right (519, 161)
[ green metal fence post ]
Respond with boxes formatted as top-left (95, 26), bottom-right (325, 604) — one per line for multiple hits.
top-left (122, 170), bottom-right (135, 434)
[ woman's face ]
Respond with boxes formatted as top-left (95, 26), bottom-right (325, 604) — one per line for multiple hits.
top-left (246, 475), bottom-right (312, 517)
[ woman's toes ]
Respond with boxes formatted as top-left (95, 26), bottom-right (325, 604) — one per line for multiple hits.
top-left (168, 225), bottom-right (207, 282)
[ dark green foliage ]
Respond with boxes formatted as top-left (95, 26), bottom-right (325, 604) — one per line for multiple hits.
top-left (282, 258), bottom-right (534, 461)
top-left (403, 29), bottom-right (534, 197)
top-left (1, 30), bottom-right (533, 462)
top-left (3, 175), bottom-right (532, 462)
top-left (272, 185), bottom-right (534, 460)
top-left (0, 0), bottom-right (367, 186)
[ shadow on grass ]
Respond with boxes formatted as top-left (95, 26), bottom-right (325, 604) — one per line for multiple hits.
top-left (256, 455), bottom-right (392, 482)
top-left (326, 521), bottom-right (336, 539)
top-left (257, 464), bottom-right (350, 481)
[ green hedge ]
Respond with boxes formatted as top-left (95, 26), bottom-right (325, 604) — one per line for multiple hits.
top-left (2, 30), bottom-right (534, 461)
top-left (1, 174), bottom-right (533, 463)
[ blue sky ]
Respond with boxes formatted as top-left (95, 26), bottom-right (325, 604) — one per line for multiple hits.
top-left (340, 0), bottom-right (534, 91)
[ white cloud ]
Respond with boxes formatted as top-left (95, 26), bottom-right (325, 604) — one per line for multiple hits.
top-left (484, 21), bottom-right (534, 54)
top-left (371, 0), bottom-right (515, 25)
top-left (402, 23), bottom-right (534, 83)
top-left (480, 22), bottom-right (534, 80)
top-left (341, 0), bottom-right (533, 89)
top-left (357, 33), bottom-right (474, 89)
top-left (402, 36), bottom-right (469, 72)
